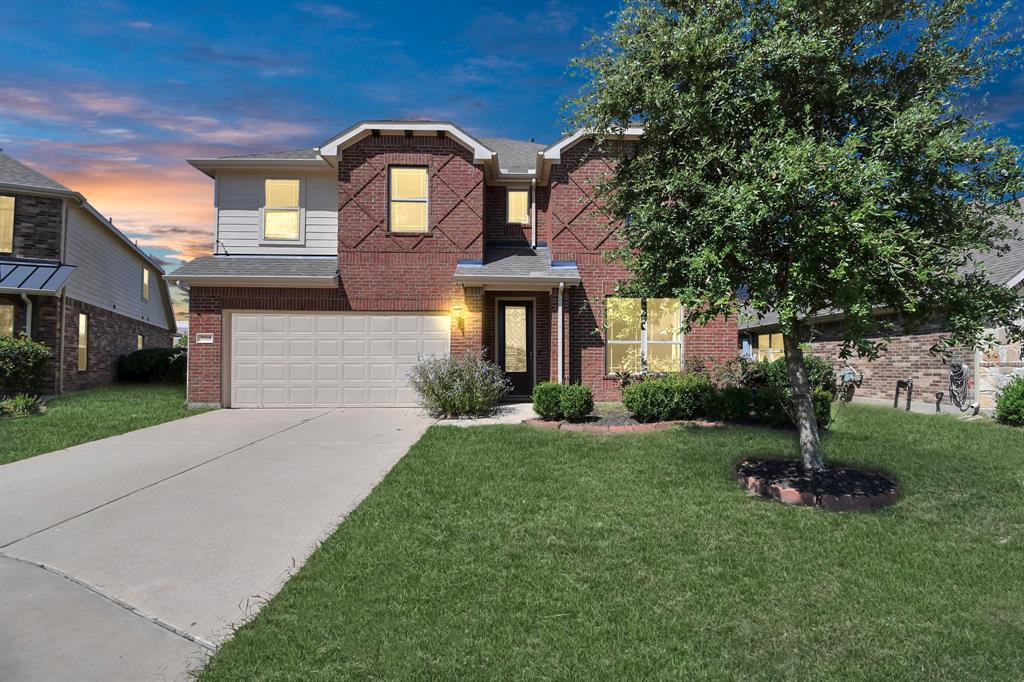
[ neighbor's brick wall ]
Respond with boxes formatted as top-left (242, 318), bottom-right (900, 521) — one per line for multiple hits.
top-left (61, 297), bottom-right (173, 393)
top-left (5, 193), bottom-right (63, 260)
top-left (794, 318), bottom-right (970, 403)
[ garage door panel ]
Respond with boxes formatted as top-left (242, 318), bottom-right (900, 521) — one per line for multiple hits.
top-left (230, 312), bottom-right (449, 407)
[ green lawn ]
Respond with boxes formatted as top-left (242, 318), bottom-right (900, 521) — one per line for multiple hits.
top-left (201, 405), bottom-right (1023, 681)
top-left (0, 384), bottom-right (206, 465)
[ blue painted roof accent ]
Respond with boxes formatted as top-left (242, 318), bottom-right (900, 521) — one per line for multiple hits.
top-left (0, 257), bottom-right (76, 294)
top-left (551, 260), bottom-right (577, 269)
top-left (456, 258), bottom-right (484, 267)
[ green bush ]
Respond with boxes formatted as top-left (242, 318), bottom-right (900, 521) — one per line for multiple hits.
top-left (623, 373), bottom-right (715, 422)
top-left (710, 384), bottom-right (832, 431)
top-left (560, 384), bottom-right (594, 422)
top-left (741, 356), bottom-right (836, 394)
top-left (0, 334), bottom-right (52, 397)
top-left (812, 387), bottom-right (834, 430)
top-left (532, 382), bottom-right (565, 421)
top-left (407, 352), bottom-right (511, 418)
top-left (0, 393), bottom-right (46, 418)
top-left (117, 348), bottom-right (187, 383)
top-left (712, 385), bottom-right (754, 422)
top-left (995, 376), bottom-right (1024, 426)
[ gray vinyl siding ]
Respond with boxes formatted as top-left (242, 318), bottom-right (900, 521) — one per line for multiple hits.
top-left (214, 171), bottom-right (338, 255)
top-left (63, 205), bottom-right (171, 329)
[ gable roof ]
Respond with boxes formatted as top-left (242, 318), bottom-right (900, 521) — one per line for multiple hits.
top-left (318, 120), bottom-right (494, 163)
top-left (0, 152), bottom-right (72, 193)
top-left (478, 137), bottom-right (546, 175)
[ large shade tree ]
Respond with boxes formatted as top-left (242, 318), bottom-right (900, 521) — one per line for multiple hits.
top-left (569, 0), bottom-right (1024, 468)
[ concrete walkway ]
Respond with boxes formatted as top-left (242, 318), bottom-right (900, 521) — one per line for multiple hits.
top-left (0, 407), bottom-right (432, 682)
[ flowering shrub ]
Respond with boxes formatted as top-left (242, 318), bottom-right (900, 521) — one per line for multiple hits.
top-left (408, 352), bottom-right (511, 418)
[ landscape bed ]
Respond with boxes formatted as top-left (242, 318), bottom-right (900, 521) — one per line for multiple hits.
top-left (199, 405), bottom-right (1024, 681)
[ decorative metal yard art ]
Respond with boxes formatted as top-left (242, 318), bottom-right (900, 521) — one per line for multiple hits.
top-left (893, 379), bottom-right (913, 411)
top-left (836, 365), bottom-right (862, 403)
top-left (948, 358), bottom-right (972, 412)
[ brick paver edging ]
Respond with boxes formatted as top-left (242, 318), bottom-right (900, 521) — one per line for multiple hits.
top-left (523, 418), bottom-right (725, 434)
top-left (737, 468), bottom-right (900, 512)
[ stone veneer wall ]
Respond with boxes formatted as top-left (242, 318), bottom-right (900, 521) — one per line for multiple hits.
top-left (977, 326), bottom-right (1024, 410)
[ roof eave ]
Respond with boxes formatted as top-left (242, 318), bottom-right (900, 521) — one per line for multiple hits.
top-left (187, 158), bottom-right (332, 178)
top-left (318, 121), bottom-right (495, 164)
top-left (163, 274), bottom-right (339, 288)
top-left (452, 273), bottom-right (581, 287)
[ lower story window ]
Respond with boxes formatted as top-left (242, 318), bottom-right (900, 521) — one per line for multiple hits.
top-left (0, 303), bottom-right (13, 338)
top-left (606, 297), bottom-right (682, 374)
top-left (757, 333), bottom-right (784, 362)
top-left (137, 334), bottom-right (144, 351)
top-left (78, 313), bottom-right (88, 372)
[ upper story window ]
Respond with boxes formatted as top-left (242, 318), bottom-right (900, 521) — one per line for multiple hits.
top-left (507, 189), bottom-right (529, 224)
top-left (142, 269), bottom-right (150, 301)
top-left (262, 179), bottom-right (301, 241)
top-left (0, 195), bottom-right (14, 253)
top-left (389, 167), bottom-right (428, 233)
top-left (606, 297), bottom-right (682, 374)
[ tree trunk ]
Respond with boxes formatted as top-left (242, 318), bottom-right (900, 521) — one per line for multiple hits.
top-left (782, 332), bottom-right (825, 470)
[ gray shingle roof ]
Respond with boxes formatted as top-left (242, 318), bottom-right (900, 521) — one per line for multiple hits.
top-left (0, 257), bottom-right (76, 294)
top-left (0, 152), bottom-right (71, 193)
top-left (454, 246), bottom-right (580, 284)
top-left (169, 256), bottom-right (339, 280)
top-left (216, 148), bottom-right (321, 160)
top-left (478, 137), bottom-right (546, 174)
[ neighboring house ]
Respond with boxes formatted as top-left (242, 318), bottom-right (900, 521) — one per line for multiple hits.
top-left (0, 153), bottom-right (176, 394)
top-left (739, 210), bottom-right (1024, 411)
top-left (169, 120), bottom-right (736, 408)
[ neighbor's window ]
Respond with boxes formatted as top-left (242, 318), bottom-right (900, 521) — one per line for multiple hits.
top-left (606, 298), bottom-right (681, 374)
top-left (0, 195), bottom-right (13, 252)
top-left (137, 334), bottom-right (144, 351)
top-left (757, 333), bottom-right (784, 362)
top-left (507, 189), bottom-right (529, 224)
top-left (0, 303), bottom-right (14, 337)
top-left (77, 313), bottom-right (88, 372)
top-left (142, 269), bottom-right (150, 301)
top-left (389, 167), bottom-right (428, 233)
top-left (262, 179), bottom-right (301, 241)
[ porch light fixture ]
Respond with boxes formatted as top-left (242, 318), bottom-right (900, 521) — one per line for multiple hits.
top-left (451, 303), bottom-right (465, 332)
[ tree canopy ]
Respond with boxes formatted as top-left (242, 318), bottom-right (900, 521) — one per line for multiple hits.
top-left (569, 0), bottom-right (1024, 359)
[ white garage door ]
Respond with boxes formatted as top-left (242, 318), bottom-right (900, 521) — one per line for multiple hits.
top-left (230, 312), bottom-right (449, 407)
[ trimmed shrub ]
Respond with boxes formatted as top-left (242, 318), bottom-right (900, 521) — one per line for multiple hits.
top-left (407, 352), bottom-right (511, 418)
top-left (812, 387), bottom-right (834, 430)
top-left (995, 376), bottom-right (1024, 426)
top-left (560, 384), bottom-right (594, 422)
top-left (0, 393), bottom-right (46, 418)
top-left (117, 348), bottom-right (187, 383)
top-left (0, 334), bottom-right (52, 397)
top-left (623, 373), bottom-right (715, 422)
top-left (713, 385), bottom-right (754, 423)
top-left (532, 382), bottom-right (565, 421)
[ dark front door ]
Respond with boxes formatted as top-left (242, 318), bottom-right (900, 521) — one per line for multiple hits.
top-left (497, 300), bottom-right (534, 397)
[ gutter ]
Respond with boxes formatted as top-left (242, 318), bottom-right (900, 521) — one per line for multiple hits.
top-left (163, 274), bottom-right (339, 288)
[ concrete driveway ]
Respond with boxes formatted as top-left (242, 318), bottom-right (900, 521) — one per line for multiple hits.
top-left (0, 407), bottom-right (432, 682)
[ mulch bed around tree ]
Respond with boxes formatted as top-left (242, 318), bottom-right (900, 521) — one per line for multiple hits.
top-left (737, 458), bottom-right (899, 512)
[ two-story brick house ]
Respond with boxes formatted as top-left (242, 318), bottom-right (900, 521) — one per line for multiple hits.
top-left (0, 153), bottom-right (177, 394)
top-left (170, 121), bottom-right (736, 408)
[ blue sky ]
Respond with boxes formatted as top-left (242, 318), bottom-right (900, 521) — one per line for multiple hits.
top-left (1, 0), bottom-right (1021, 285)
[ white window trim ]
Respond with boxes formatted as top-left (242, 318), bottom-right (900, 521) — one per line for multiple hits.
top-left (605, 298), bottom-right (683, 375)
top-left (258, 177), bottom-right (306, 245)
top-left (506, 187), bottom-right (530, 225)
top-left (388, 166), bottom-right (430, 234)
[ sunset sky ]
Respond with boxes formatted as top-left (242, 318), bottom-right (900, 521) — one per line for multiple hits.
top-left (2, 0), bottom-right (1022, 304)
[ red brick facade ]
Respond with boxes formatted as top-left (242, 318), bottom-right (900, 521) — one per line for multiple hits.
top-left (186, 132), bottom-right (738, 405)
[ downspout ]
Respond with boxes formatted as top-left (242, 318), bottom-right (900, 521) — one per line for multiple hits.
top-left (531, 178), bottom-right (537, 248)
top-left (20, 293), bottom-right (32, 337)
top-left (58, 293), bottom-right (66, 393)
top-left (557, 282), bottom-right (564, 384)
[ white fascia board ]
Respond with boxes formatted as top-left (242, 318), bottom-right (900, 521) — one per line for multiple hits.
top-left (318, 121), bottom-right (495, 164)
top-left (162, 274), bottom-right (339, 288)
top-left (187, 158), bottom-right (331, 178)
top-left (1006, 267), bottom-right (1024, 291)
top-left (541, 126), bottom-right (645, 162)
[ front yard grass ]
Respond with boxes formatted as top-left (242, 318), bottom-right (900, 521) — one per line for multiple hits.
top-left (0, 384), bottom-right (205, 465)
top-left (201, 405), bottom-right (1023, 681)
